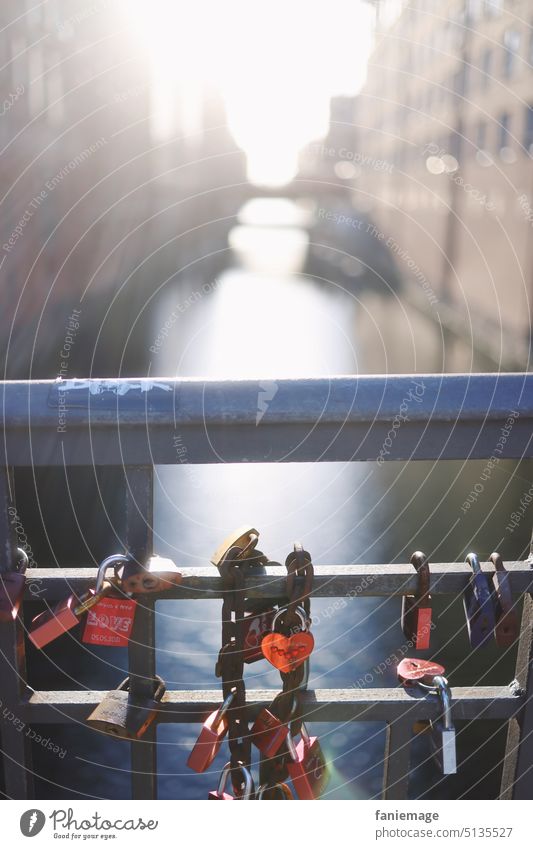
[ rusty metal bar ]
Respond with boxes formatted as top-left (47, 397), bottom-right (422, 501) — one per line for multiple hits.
top-left (21, 560), bottom-right (533, 601)
top-left (21, 686), bottom-right (521, 724)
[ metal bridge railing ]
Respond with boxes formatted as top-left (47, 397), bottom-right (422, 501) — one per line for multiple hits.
top-left (1, 374), bottom-right (533, 800)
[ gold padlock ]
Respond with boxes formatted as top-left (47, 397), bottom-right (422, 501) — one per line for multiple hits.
top-left (86, 675), bottom-right (166, 739)
top-left (210, 526), bottom-right (261, 568)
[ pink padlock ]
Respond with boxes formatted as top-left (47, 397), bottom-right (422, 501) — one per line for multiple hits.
top-left (286, 725), bottom-right (329, 800)
top-left (187, 693), bottom-right (233, 773)
top-left (250, 707), bottom-right (289, 758)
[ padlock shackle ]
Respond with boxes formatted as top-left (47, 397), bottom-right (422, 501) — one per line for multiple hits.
top-left (15, 547), bottom-right (29, 573)
top-left (285, 543), bottom-right (313, 614)
top-left (465, 552), bottom-right (482, 575)
top-left (410, 550), bottom-right (430, 599)
top-left (433, 675), bottom-right (454, 730)
top-left (271, 604), bottom-right (307, 634)
top-left (95, 553), bottom-right (131, 592)
top-left (212, 691), bottom-right (235, 731)
top-left (285, 722), bottom-right (311, 761)
top-left (115, 674), bottom-right (166, 700)
top-left (490, 551), bottom-right (505, 573)
top-left (217, 761), bottom-right (253, 799)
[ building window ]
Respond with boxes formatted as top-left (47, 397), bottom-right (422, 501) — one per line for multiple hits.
top-left (524, 105), bottom-right (533, 154)
top-left (499, 113), bottom-right (511, 150)
top-left (502, 29), bottom-right (521, 79)
top-left (484, 0), bottom-right (503, 17)
top-left (476, 122), bottom-right (486, 150)
top-left (480, 48), bottom-right (492, 88)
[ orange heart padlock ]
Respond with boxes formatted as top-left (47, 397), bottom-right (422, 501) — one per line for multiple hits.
top-left (261, 606), bottom-right (314, 672)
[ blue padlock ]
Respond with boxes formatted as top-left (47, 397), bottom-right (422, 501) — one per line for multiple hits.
top-left (463, 552), bottom-right (496, 648)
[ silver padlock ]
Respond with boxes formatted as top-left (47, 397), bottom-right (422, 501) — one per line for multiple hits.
top-left (429, 675), bottom-right (457, 774)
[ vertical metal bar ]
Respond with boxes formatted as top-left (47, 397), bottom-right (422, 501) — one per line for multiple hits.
top-left (0, 467), bottom-right (34, 798)
top-left (500, 592), bottom-right (533, 799)
top-left (125, 466), bottom-right (157, 799)
top-left (382, 718), bottom-right (412, 799)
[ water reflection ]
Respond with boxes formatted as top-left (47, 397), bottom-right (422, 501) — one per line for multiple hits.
top-left (149, 199), bottom-right (532, 799)
top-left (31, 199), bottom-right (533, 800)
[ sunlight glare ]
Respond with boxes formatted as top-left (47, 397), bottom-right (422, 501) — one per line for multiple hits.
top-left (124, 0), bottom-right (373, 185)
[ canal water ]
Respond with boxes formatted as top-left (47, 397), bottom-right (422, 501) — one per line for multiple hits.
top-left (29, 198), bottom-right (533, 800)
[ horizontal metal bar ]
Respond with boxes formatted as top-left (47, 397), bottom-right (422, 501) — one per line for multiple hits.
top-left (23, 561), bottom-right (533, 600)
top-left (21, 687), bottom-right (521, 724)
top-left (2, 374), bottom-right (532, 464)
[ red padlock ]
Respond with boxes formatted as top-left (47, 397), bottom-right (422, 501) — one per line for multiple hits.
top-left (286, 725), bottom-right (329, 800)
top-left (187, 692), bottom-right (234, 773)
top-left (29, 554), bottom-right (127, 649)
top-left (250, 707), bottom-right (289, 758)
top-left (242, 608), bottom-right (276, 663)
top-left (208, 762), bottom-right (254, 799)
top-left (82, 596), bottom-right (137, 646)
top-left (0, 548), bottom-right (28, 623)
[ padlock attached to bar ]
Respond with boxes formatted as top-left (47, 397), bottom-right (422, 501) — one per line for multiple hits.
top-left (29, 554), bottom-right (128, 649)
top-left (397, 657), bottom-right (445, 688)
top-left (490, 552), bottom-right (519, 648)
top-left (187, 692), bottom-right (234, 773)
top-left (251, 708), bottom-right (290, 759)
top-left (250, 693), bottom-right (296, 758)
top-left (86, 674), bottom-right (165, 739)
top-left (208, 761), bottom-right (254, 799)
top-left (286, 724), bottom-right (329, 800)
top-left (0, 548), bottom-right (28, 623)
top-left (261, 605), bottom-right (314, 673)
top-left (211, 525), bottom-right (267, 569)
top-left (401, 551), bottom-right (432, 649)
top-left (463, 552), bottom-right (496, 648)
top-left (429, 675), bottom-right (457, 774)
top-left (120, 555), bottom-right (182, 595)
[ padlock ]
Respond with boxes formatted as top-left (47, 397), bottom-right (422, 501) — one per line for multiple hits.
top-left (397, 657), bottom-right (445, 687)
top-left (261, 605), bottom-right (314, 673)
top-left (401, 550), bottom-right (432, 650)
top-left (0, 548), bottom-right (28, 623)
top-left (29, 553), bottom-right (127, 649)
top-left (187, 692), bottom-right (234, 772)
top-left (429, 675), bottom-right (457, 774)
top-left (250, 707), bottom-right (290, 758)
top-left (463, 552), bottom-right (496, 648)
top-left (211, 526), bottom-right (261, 569)
top-left (490, 552), bottom-right (519, 648)
top-left (286, 725), bottom-right (329, 800)
top-left (208, 761), bottom-right (254, 799)
top-left (242, 607), bottom-right (276, 663)
top-left (86, 675), bottom-right (165, 739)
top-left (257, 782), bottom-right (293, 799)
top-left (120, 555), bottom-right (182, 594)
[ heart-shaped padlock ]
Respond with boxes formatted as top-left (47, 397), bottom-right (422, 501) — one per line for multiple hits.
top-left (397, 657), bottom-right (445, 687)
top-left (261, 606), bottom-right (314, 672)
